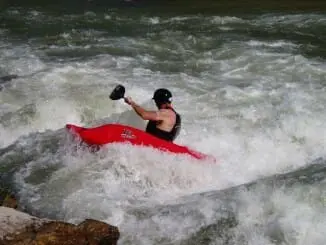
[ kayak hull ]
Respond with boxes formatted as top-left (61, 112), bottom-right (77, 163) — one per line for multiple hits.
top-left (66, 123), bottom-right (214, 161)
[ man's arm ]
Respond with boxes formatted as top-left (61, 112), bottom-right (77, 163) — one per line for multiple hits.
top-left (125, 97), bottom-right (161, 121)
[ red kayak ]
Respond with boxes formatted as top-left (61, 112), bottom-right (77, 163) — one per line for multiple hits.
top-left (66, 123), bottom-right (215, 161)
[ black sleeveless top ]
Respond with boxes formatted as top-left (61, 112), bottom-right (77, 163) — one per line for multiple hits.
top-left (145, 109), bottom-right (181, 142)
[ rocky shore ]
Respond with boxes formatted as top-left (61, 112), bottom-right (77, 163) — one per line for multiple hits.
top-left (0, 187), bottom-right (120, 245)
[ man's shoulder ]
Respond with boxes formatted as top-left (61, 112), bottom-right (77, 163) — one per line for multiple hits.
top-left (158, 109), bottom-right (176, 119)
top-left (158, 108), bottom-right (174, 114)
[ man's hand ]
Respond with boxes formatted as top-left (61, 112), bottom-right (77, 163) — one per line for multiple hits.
top-left (124, 96), bottom-right (134, 105)
top-left (124, 97), bottom-right (159, 121)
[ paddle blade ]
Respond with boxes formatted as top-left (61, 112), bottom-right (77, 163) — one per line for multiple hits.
top-left (109, 85), bottom-right (125, 100)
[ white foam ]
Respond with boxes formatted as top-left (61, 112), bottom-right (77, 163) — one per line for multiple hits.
top-left (247, 40), bottom-right (297, 48)
top-left (210, 16), bottom-right (244, 25)
top-left (141, 17), bottom-right (160, 25)
top-left (234, 186), bottom-right (326, 245)
top-left (0, 45), bottom-right (46, 75)
top-left (257, 14), bottom-right (326, 28)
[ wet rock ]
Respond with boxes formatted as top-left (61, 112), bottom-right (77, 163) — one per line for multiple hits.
top-left (0, 184), bottom-right (120, 244)
top-left (0, 207), bottom-right (46, 243)
top-left (77, 219), bottom-right (120, 245)
top-left (0, 209), bottom-right (120, 245)
top-left (2, 195), bottom-right (18, 209)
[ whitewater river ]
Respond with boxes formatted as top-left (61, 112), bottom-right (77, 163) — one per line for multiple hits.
top-left (1, 4), bottom-right (326, 245)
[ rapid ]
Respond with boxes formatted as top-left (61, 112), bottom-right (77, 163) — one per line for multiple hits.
top-left (1, 5), bottom-right (326, 245)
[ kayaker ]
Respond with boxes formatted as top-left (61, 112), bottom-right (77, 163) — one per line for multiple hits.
top-left (124, 88), bottom-right (181, 142)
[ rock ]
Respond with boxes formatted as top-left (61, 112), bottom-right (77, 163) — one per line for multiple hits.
top-left (0, 207), bottom-right (46, 242)
top-left (77, 219), bottom-right (120, 245)
top-left (0, 207), bottom-right (120, 245)
top-left (31, 221), bottom-right (86, 245)
top-left (2, 195), bottom-right (18, 209)
top-left (0, 187), bottom-right (120, 245)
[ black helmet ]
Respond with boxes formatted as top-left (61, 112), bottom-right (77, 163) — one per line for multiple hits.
top-left (153, 88), bottom-right (172, 104)
top-left (152, 88), bottom-right (172, 104)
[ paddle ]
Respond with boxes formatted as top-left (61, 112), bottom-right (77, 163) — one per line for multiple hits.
top-left (109, 84), bottom-right (126, 100)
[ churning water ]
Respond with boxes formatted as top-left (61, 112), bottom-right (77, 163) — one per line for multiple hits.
top-left (1, 5), bottom-right (326, 245)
